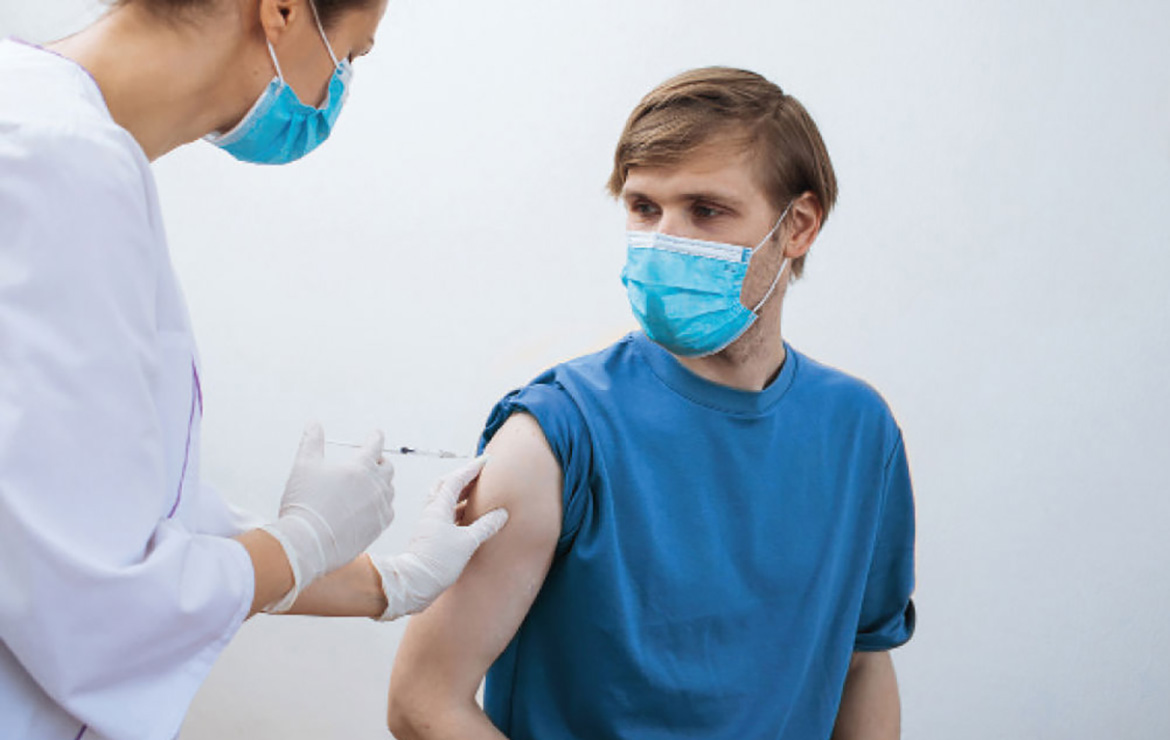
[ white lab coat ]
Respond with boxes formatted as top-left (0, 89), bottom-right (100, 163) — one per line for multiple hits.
top-left (0, 40), bottom-right (260, 740)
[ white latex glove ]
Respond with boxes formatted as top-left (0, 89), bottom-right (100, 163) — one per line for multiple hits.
top-left (262, 423), bottom-right (396, 612)
top-left (372, 455), bottom-right (508, 620)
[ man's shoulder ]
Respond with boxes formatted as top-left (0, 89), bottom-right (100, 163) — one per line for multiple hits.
top-left (555, 332), bottom-right (641, 381)
top-left (791, 349), bottom-right (899, 429)
top-left (502, 333), bottom-right (641, 407)
top-left (479, 336), bottom-right (642, 463)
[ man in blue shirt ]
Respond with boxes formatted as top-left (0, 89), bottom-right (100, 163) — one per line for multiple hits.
top-left (388, 67), bottom-right (916, 740)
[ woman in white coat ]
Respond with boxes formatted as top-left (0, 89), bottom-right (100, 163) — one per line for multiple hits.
top-left (0, 1), bottom-right (508, 738)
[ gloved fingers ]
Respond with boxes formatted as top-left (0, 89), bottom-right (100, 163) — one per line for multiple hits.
top-left (370, 436), bottom-right (396, 524)
top-left (378, 481), bottom-right (397, 530)
top-left (360, 454), bottom-right (396, 531)
top-left (463, 507), bottom-right (509, 547)
top-left (297, 421), bottom-right (326, 461)
top-left (361, 487), bottom-right (395, 534)
top-left (430, 454), bottom-right (491, 511)
top-left (359, 429), bottom-right (387, 466)
top-left (374, 454), bottom-right (396, 490)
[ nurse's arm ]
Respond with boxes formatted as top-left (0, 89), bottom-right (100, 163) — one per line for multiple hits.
top-left (831, 650), bottom-right (901, 740)
top-left (387, 413), bottom-right (562, 740)
top-left (231, 535), bottom-right (390, 619)
top-left (234, 529), bottom-right (294, 617)
top-left (232, 531), bottom-right (386, 619)
top-left (287, 555), bottom-right (388, 617)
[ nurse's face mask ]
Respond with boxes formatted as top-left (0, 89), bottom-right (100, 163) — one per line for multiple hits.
top-left (621, 202), bottom-right (793, 358)
top-left (205, 0), bottom-right (351, 165)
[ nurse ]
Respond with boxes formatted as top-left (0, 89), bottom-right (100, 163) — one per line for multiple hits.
top-left (0, 1), bottom-right (507, 739)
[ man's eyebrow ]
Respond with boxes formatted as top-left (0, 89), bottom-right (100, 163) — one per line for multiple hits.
top-left (622, 189), bottom-right (746, 209)
top-left (680, 191), bottom-right (746, 209)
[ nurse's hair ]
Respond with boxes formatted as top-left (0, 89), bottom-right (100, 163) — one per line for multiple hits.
top-left (607, 67), bottom-right (838, 280)
top-left (119, 0), bottom-right (375, 29)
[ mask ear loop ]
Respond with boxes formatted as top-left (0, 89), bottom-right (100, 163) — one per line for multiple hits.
top-left (308, 0), bottom-right (343, 68)
top-left (265, 40), bottom-right (286, 81)
top-left (749, 201), bottom-right (796, 314)
top-left (267, 2), bottom-right (340, 80)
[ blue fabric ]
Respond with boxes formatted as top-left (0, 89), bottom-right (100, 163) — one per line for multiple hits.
top-left (206, 59), bottom-right (351, 165)
top-left (621, 232), bottom-right (756, 357)
top-left (478, 332), bottom-right (915, 740)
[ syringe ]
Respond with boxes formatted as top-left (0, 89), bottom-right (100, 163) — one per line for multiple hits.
top-left (325, 439), bottom-right (471, 460)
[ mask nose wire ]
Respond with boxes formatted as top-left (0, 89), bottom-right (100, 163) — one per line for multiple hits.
top-left (748, 201), bottom-right (795, 314)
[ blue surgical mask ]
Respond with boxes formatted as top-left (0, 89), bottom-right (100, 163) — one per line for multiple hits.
top-left (205, 1), bottom-right (351, 165)
top-left (621, 203), bottom-right (793, 357)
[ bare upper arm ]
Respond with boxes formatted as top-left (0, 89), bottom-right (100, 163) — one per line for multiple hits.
top-left (832, 651), bottom-right (900, 740)
top-left (388, 412), bottom-right (562, 721)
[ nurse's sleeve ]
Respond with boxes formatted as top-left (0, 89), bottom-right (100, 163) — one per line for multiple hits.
top-left (0, 129), bottom-right (254, 740)
top-left (194, 481), bottom-right (267, 537)
top-left (854, 433), bottom-right (917, 651)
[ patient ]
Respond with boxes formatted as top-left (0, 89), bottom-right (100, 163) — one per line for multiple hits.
top-left (388, 67), bottom-right (916, 740)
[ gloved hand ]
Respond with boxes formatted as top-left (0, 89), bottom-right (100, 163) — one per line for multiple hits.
top-left (262, 423), bottom-right (396, 613)
top-left (372, 455), bottom-right (508, 620)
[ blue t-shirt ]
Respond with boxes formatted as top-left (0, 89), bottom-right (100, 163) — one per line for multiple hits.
top-left (478, 332), bottom-right (915, 740)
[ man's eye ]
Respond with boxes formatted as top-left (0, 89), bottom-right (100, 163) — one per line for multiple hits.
top-left (632, 202), bottom-right (659, 216)
top-left (693, 204), bottom-right (721, 219)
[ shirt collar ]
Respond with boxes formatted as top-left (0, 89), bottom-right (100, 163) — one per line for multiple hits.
top-left (632, 331), bottom-right (798, 416)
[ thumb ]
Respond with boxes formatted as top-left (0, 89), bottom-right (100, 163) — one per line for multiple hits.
top-left (297, 422), bottom-right (325, 461)
top-left (359, 429), bottom-right (386, 464)
top-left (463, 508), bottom-right (509, 547)
top-left (433, 454), bottom-right (491, 509)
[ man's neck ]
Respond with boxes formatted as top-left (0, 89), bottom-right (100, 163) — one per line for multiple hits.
top-left (675, 307), bottom-right (787, 392)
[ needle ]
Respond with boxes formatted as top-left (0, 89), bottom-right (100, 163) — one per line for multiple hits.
top-left (325, 439), bottom-right (471, 460)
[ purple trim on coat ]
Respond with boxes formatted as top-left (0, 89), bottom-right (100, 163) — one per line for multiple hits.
top-left (72, 724), bottom-right (87, 740)
top-left (193, 361), bottom-right (204, 415)
top-left (167, 361), bottom-right (201, 519)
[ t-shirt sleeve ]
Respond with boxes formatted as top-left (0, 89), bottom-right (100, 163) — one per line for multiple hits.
top-left (854, 433), bottom-right (917, 651)
top-left (478, 371), bottom-right (593, 554)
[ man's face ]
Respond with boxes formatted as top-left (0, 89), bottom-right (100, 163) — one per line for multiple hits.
top-left (621, 139), bottom-right (789, 314)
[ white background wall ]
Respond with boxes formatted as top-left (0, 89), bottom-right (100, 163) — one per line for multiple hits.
top-left (3, 1), bottom-right (1169, 738)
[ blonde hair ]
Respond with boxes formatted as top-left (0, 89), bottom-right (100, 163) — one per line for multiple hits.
top-left (608, 67), bottom-right (838, 278)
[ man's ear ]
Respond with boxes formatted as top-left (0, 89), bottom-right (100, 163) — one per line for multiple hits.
top-left (783, 192), bottom-right (823, 260)
top-left (258, 0), bottom-right (304, 46)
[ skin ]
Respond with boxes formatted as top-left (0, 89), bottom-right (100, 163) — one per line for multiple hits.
top-left (238, 532), bottom-right (388, 619)
top-left (45, 0), bottom-right (390, 617)
top-left (623, 139), bottom-right (822, 392)
top-left (388, 139), bottom-right (901, 739)
top-left (389, 413), bottom-right (559, 740)
top-left (47, 0), bottom-right (387, 161)
top-left (833, 651), bottom-right (902, 739)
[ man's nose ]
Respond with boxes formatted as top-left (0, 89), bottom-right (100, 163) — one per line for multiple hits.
top-left (656, 209), bottom-right (690, 238)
